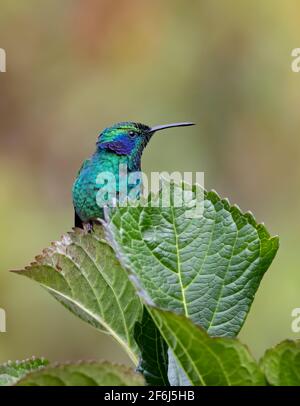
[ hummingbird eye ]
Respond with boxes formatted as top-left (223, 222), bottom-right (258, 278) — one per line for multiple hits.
top-left (128, 130), bottom-right (137, 138)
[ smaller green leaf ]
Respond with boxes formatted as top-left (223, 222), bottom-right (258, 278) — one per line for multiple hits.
top-left (0, 357), bottom-right (48, 386)
top-left (134, 307), bottom-right (169, 386)
top-left (150, 307), bottom-right (265, 386)
top-left (16, 361), bottom-right (144, 386)
top-left (260, 340), bottom-right (300, 386)
top-left (13, 224), bottom-right (143, 365)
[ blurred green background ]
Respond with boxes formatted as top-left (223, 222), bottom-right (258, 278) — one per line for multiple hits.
top-left (1, 0), bottom-right (300, 366)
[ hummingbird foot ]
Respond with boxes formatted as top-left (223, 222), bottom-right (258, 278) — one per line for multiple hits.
top-left (83, 222), bottom-right (94, 233)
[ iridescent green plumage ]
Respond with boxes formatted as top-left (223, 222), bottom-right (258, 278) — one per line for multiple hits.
top-left (72, 121), bottom-right (194, 227)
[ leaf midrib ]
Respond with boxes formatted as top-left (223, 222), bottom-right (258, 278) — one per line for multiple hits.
top-left (73, 241), bottom-right (133, 351)
top-left (169, 206), bottom-right (188, 317)
top-left (43, 283), bottom-right (138, 365)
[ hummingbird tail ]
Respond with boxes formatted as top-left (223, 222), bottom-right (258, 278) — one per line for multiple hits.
top-left (74, 211), bottom-right (84, 229)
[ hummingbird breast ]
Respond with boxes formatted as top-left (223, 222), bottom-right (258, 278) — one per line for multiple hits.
top-left (72, 151), bottom-right (142, 222)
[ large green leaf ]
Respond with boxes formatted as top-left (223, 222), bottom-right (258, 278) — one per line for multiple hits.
top-left (106, 183), bottom-right (279, 337)
top-left (0, 358), bottom-right (48, 386)
top-left (16, 361), bottom-right (144, 386)
top-left (134, 307), bottom-right (169, 386)
top-left (150, 307), bottom-right (265, 386)
top-left (260, 340), bottom-right (300, 386)
top-left (13, 224), bottom-right (143, 365)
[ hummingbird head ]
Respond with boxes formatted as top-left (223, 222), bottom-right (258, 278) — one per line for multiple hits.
top-left (97, 121), bottom-right (195, 158)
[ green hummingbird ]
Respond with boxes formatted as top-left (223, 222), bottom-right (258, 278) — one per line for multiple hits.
top-left (72, 121), bottom-right (195, 228)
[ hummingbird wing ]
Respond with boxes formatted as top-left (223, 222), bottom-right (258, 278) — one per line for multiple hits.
top-left (75, 158), bottom-right (90, 177)
top-left (73, 159), bottom-right (91, 228)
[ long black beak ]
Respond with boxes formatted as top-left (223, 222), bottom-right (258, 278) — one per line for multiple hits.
top-left (149, 122), bottom-right (195, 133)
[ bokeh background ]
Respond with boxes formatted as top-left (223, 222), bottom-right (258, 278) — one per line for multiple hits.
top-left (1, 0), bottom-right (300, 366)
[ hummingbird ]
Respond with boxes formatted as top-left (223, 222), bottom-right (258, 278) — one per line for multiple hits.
top-left (72, 121), bottom-right (195, 228)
